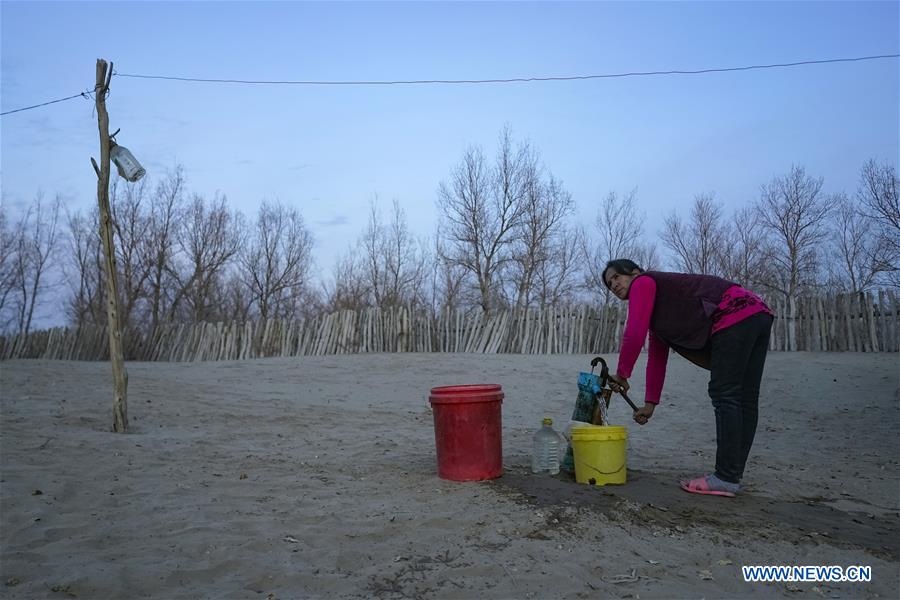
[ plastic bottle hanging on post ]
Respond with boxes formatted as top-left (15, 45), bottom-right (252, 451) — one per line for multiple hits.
top-left (110, 142), bottom-right (146, 182)
top-left (532, 417), bottom-right (564, 475)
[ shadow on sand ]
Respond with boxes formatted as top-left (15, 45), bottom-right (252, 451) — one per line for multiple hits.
top-left (491, 467), bottom-right (900, 561)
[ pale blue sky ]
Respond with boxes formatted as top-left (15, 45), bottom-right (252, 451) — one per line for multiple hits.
top-left (2, 1), bottom-right (899, 291)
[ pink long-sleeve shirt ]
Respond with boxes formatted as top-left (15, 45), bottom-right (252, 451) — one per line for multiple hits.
top-left (615, 276), bottom-right (773, 404)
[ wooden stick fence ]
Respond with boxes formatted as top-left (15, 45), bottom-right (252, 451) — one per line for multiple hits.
top-left (2, 291), bottom-right (897, 361)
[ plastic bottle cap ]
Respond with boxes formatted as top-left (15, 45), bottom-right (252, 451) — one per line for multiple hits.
top-left (542, 417), bottom-right (552, 426)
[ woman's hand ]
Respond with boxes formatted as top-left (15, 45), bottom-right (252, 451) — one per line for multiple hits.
top-left (633, 402), bottom-right (655, 425)
top-left (608, 374), bottom-right (630, 394)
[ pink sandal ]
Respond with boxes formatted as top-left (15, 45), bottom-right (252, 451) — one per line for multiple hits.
top-left (680, 476), bottom-right (737, 497)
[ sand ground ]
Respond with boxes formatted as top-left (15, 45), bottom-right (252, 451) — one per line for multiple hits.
top-left (1, 352), bottom-right (898, 599)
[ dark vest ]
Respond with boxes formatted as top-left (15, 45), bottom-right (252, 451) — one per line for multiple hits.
top-left (638, 271), bottom-right (736, 350)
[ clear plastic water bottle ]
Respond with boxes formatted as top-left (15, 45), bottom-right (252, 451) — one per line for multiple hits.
top-left (110, 143), bottom-right (146, 182)
top-left (532, 417), bottom-right (563, 474)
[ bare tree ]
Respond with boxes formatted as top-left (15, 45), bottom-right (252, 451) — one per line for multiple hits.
top-left (144, 167), bottom-right (186, 329)
top-left (583, 189), bottom-right (650, 303)
top-left (436, 128), bottom-right (530, 312)
top-left (719, 206), bottom-right (770, 288)
top-left (826, 192), bottom-right (884, 292)
top-left (362, 200), bottom-right (385, 305)
top-left (533, 225), bottom-right (583, 307)
top-left (239, 200), bottom-right (314, 320)
top-left (631, 242), bottom-right (661, 274)
top-left (172, 192), bottom-right (242, 322)
top-left (219, 271), bottom-right (253, 323)
top-left (0, 205), bottom-right (20, 330)
top-left (757, 165), bottom-right (835, 349)
top-left (509, 171), bottom-right (575, 309)
top-left (65, 207), bottom-right (106, 326)
top-left (110, 178), bottom-right (153, 330)
top-left (430, 238), bottom-right (470, 312)
top-left (857, 159), bottom-right (899, 287)
top-left (363, 198), bottom-right (430, 307)
top-left (386, 201), bottom-right (431, 307)
top-left (324, 248), bottom-right (370, 311)
top-left (660, 193), bottom-right (727, 275)
top-left (9, 193), bottom-right (62, 336)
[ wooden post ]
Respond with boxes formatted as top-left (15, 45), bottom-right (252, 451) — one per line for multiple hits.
top-left (865, 292), bottom-right (879, 352)
top-left (92, 59), bottom-right (128, 432)
top-left (891, 290), bottom-right (899, 352)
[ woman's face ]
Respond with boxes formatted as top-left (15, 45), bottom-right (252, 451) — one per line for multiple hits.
top-left (604, 268), bottom-right (641, 300)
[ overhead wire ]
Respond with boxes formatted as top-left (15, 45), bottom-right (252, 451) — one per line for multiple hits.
top-left (112, 54), bottom-right (900, 86)
top-left (2, 53), bottom-right (898, 116)
top-left (1, 91), bottom-right (93, 116)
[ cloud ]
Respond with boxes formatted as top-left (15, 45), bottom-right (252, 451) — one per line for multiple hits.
top-left (143, 160), bottom-right (171, 174)
top-left (316, 214), bottom-right (349, 227)
top-left (20, 115), bottom-right (65, 142)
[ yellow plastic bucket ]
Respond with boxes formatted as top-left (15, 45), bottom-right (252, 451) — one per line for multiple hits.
top-left (571, 425), bottom-right (627, 485)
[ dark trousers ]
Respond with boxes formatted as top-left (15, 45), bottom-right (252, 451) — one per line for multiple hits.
top-left (707, 312), bottom-right (774, 484)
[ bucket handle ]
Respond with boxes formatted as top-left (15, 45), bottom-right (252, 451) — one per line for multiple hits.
top-left (581, 461), bottom-right (625, 475)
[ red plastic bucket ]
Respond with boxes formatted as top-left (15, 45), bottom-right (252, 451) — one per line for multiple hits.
top-left (428, 384), bottom-right (504, 481)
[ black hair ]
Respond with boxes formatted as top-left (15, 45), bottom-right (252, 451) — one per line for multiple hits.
top-left (602, 259), bottom-right (644, 290)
